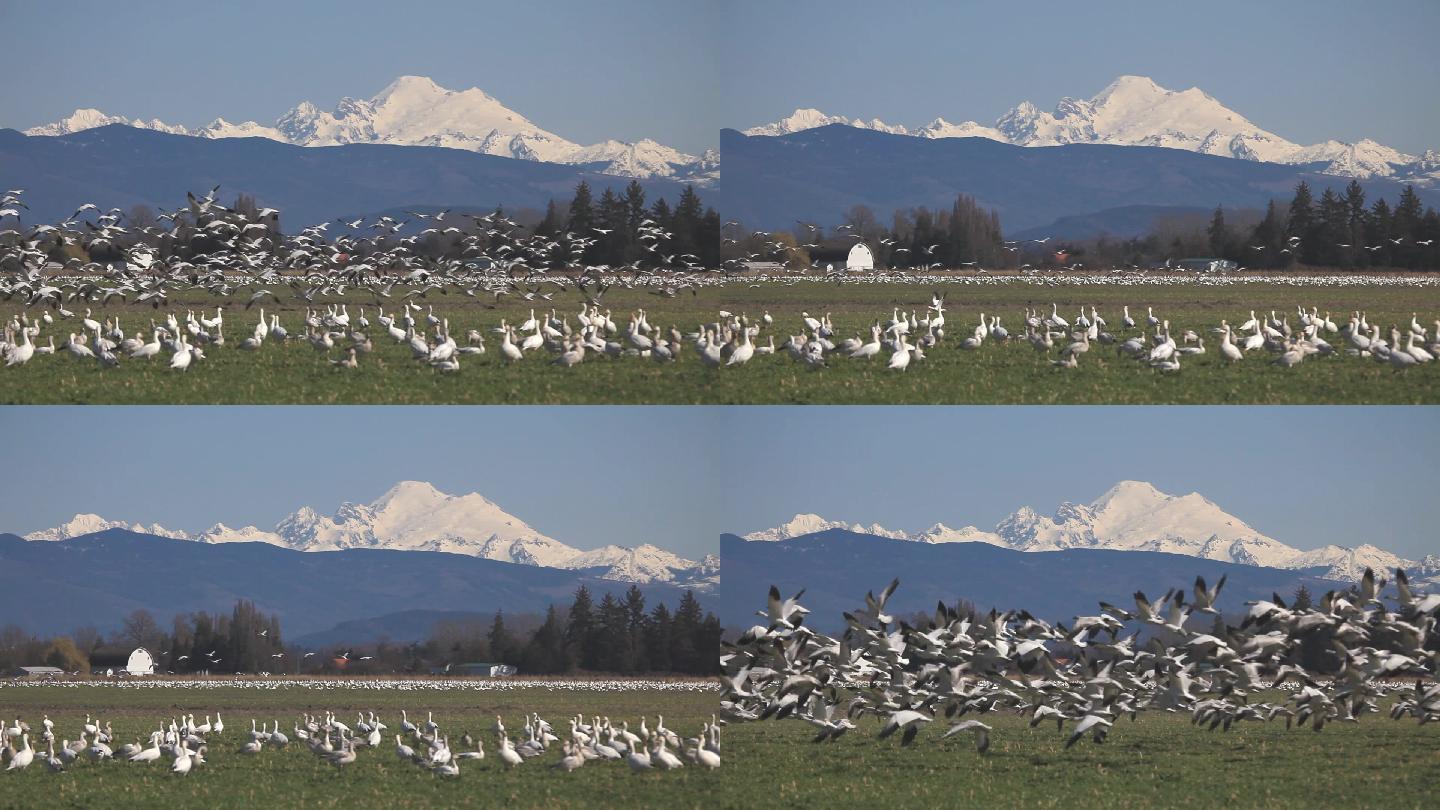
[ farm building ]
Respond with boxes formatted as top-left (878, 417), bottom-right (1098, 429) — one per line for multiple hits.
top-left (846, 242), bottom-right (875, 271)
top-left (89, 647), bottom-right (156, 676)
top-left (11, 666), bottom-right (65, 678)
top-left (126, 647), bottom-right (156, 676)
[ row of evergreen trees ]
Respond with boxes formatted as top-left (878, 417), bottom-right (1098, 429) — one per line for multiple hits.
top-left (888, 196), bottom-right (1007, 268)
top-left (535, 181), bottom-right (722, 269)
top-left (1, 589), bottom-right (720, 676)
top-left (1218, 182), bottom-right (1439, 269)
top-left (484, 586), bottom-right (720, 676)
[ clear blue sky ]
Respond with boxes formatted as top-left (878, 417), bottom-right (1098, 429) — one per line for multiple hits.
top-left (3, 406), bottom-right (1435, 562)
top-left (0, 0), bottom-right (719, 154)
top-left (716, 0), bottom-right (1439, 155)
top-left (0, 407), bottom-right (726, 560)
top-left (6, 2), bottom-right (1433, 156)
top-left (713, 407), bottom-right (1440, 561)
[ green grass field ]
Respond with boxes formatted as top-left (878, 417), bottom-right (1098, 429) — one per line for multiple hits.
top-left (0, 682), bottom-right (719, 809)
top-left (4, 279), bottom-right (1438, 404)
top-left (4, 285), bottom-right (719, 405)
top-left (719, 704), bottom-right (1438, 809)
top-left (694, 279), bottom-right (1440, 405)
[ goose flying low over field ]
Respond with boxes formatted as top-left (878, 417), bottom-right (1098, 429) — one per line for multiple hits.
top-left (722, 569), bottom-right (1440, 755)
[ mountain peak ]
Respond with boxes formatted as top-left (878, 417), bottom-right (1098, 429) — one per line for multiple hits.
top-left (1090, 480), bottom-right (1165, 510)
top-left (16, 485), bottom-right (715, 589)
top-left (742, 75), bottom-right (1434, 180)
top-left (739, 480), bottom-right (1415, 583)
top-left (1096, 74), bottom-right (1165, 98)
top-left (377, 75), bottom-right (445, 97)
top-left (376, 479), bottom-right (444, 501)
top-left (23, 76), bottom-right (707, 181)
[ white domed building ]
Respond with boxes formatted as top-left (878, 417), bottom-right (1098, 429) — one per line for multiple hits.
top-left (126, 647), bottom-right (156, 676)
top-left (846, 242), bottom-right (875, 271)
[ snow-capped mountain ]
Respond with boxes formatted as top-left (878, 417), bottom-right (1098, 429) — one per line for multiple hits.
top-left (23, 76), bottom-right (711, 182)
top-left (742, 480), bottom-right (1422, 583)
top-left (24, 481), bottom-right (713, 589)
top-left (743, 75), bottom-right (1435, 182)
top-left (24, 513), bottom-right (188, 542)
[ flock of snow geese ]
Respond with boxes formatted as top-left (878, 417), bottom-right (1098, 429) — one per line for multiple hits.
top-left (4, 292), bottom-right (1437, 377)
top-left (704, 294), bottom-right (1439, 372)
top-left (2, 709), bottom-right (719, 777)
top-left (721, 568), bottom-right (1439, 753)
top-left (2, 188), bottom-right (1437, 378)
top-left (0, 187), bottom-right (715, 374)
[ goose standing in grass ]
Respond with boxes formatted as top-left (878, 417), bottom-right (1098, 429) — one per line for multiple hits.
top-left (5, 735), bottom-right (33, 771)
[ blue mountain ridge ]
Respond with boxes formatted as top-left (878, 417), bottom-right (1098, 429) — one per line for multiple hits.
top-left (0, 530), bottom-right (700, 639)
top-left (719, 530), bottom-right (1337, 634)
top-left (716, 125), bottom-right (1437, 235)
top-left (0, 125), bottom-right (696, 230)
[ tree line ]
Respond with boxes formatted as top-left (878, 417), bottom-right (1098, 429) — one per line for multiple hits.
top-left (0, 589), bottom-right (720, 677)
top-left (726, 196), bottom-right (1006, 270)
top-left (0, 599), bottom-right (284, 675)
top-left (41, 182), bottom-right (722, 271)
top-left (455, 586), bottom-right (720, 676)
top-left (536, 181), bottom-right (722, 269)
top-left (1063, 183), bottom-right (1439, 270)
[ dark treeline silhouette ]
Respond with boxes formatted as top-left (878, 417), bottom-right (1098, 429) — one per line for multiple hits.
top-left (34, 183), bottom-right (720, 272)
top-left (0, 599), bottom-right (283, 675)
top-left (721, 184), bottom-right (1438, 272)
top-left (0, 589), bottom-right (719, 677)
top-left (334, 586), bottom-right (719, 676)
top-left (726, 196), bottom-right (1005, 270)
top-left (492, 586), bottom-right (720, 676)
top-left (1062, 183), bottom-right (1440, 270)
top-left (537, 181), bottom-right (721, 269)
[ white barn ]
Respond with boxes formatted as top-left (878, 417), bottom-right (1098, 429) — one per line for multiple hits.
top-left (126, 648), bottom-right (156, 676)
top-left (846, 242), bottom-right (875, 271)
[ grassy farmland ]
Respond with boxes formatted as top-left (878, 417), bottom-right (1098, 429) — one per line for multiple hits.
top-left (696, 278), bottom-right (1440, 405)
top-left (0, 681), bottom-right (719, 809)
top-left (716, 703), bottom-right (1438, 809)
top-left (3, 278), bottom-right (1439, 404)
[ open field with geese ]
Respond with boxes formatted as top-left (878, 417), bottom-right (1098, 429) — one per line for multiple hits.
top-left (0, 680), bottom-right (720, 808)
top-left (686, 277), bottom-right (1440, 404)
top-left (0, 285), bottom-right (731, 405)
top-left (2, 189), bottom-right (1439, 402)
top-left (3, 278), bottom-right (1439, 404)
top-left (719, 570), bottom-right (1439, 807)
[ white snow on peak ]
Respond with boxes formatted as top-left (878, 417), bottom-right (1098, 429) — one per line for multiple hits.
top-left (742, 513), bottom-right (864, 541)
top-left (742, 108), bottom-right (861, 137)
top-left (23, 108), bottom-right (138, 136)
top-left (740, 480), bottom-right (1416, 583)
top-left (915, 117), bottom-right (1005, 141)
top-left (196, 117), bottom-right (286, 141)
top-left (561, 543), bottom-right (705, 587)
top-left (195, 523), bottom-right (286, 546)
top-left (23, 76), bottom-right (708, 181)
top-left (21, 481), bottom-right (714, 588)
top-left (743, 76), bottom-right (1434, 182)
top-left (25, 513), bottom-right (187, 542)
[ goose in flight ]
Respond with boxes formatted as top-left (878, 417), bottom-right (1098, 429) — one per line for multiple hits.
top-left (940, 720), bottom-right (991, 753)
top-left (877, 711), bottom-right (931, 746)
